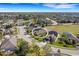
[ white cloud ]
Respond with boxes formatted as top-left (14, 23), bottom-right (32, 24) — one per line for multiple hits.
top-left (43, 3), bottom-right (76, 8)
top-left (0, 8), bottom-right (15, 12)
top-left (0, 8), bottom-right (8, 12)
top-left (0, 8), bottom-right (6, 10)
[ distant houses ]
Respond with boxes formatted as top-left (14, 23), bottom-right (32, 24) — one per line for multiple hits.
top-left (46, 18), bottom-right (58, 25)
top-left (16, 19), bottom-right (24, 26)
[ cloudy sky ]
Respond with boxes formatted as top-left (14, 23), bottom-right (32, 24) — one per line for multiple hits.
top-left (0, 3), bottom-right (79, 12)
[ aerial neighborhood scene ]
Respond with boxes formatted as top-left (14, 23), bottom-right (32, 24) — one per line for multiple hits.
top-left (0, 3), bottom-right (79, 56)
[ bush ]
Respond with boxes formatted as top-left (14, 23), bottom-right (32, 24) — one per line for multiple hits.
top-left (58, 41), bottom-right (63, 44)
top-left (16, 38), bottom-right (29, 56)
top-left (63, 44), bottom-right (67, 47)
top-left (34, 36), bottom-right (44, 42)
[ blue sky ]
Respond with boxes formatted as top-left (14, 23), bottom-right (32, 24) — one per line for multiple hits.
top-left (0, 3), bottom-right (79, 12)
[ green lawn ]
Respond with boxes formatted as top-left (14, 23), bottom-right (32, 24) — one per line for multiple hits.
top-left (51, 40), bottom-right (75, 48)
top-left (0, 31), bottom-right (3, 40)
top-left (14, 27), bottom-right (19, 35)
top-left (45, 25), bottom-right (79, 35)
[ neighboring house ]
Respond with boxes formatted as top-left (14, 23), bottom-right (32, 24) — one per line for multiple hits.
top-left (43, 31), bottom-right (59, 42)
top-left (49, 31), bottom-right (58, 37)
top-left (2, 22), bottom-right (12, 29)
top-left (43, 37), bottom-right (50, 42)
top-left (63, 32), bottom-right (78, 41)
top-left (43, 35), bottom-right (57, 42)
top-left (49, 31), bottom-right (59, 42)
top-left (77, 33), bottom-right (79, 41)
top-left (2, 29), bottom-right (13, 35)
top-left (62, 32), bottom-right (79, 45)
top-left (0, 35), bottom-right (17, 51)
top-left (49, 35), bottom-right (57, 42)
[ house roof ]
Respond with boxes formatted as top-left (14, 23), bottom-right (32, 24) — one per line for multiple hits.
top-left (63, 32), bottom-right (78, 40)
top-left (4, 35), bottom-right (10, 40)
top-left (0, 35), bottom-right (17, 51)
top-left (49, 31), bottom-right (58, 37)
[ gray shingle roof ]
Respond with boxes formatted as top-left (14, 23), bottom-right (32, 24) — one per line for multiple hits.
top-left (0, 35), bottom-right (17, 51)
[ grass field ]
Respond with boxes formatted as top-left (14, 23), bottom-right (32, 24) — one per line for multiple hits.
top-left (45, 25), bottom-right (79, 35)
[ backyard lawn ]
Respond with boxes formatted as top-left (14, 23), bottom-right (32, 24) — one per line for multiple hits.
top-left (45, 25), bottom-right (79, 35)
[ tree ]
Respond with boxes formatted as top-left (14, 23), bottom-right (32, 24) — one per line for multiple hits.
top-left (28, 43), bottom-right (40, 56)
top-left (28, 43), bottom-right (53, 56)
top-left (42, 44), bottom-right (52, 56)
top-left (0, 51), bottom-right (3, 56)
top-left (15, 38), bottom-right (29, 56)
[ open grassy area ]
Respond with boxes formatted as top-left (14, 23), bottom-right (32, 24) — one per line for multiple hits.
top-left (45, 25), bottom-right (79, 35)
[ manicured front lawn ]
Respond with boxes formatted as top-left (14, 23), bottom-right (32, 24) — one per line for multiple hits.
top-left (51, 40), bottom-right (75, 48)
top-left (45, 25), bottom-right (79, 35)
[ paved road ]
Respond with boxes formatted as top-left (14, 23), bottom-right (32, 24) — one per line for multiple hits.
top-left (51, 46), bottom-right (79, 56)
top-left (46, 18), bottom-right (58, 25)
top-left (17, 26), bottom-right (34, 43)
top-left (17, 26), bottom-right (47, 47)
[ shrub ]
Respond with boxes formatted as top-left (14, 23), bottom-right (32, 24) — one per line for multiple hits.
top-left (58, 41), bottom-right (63, 44)
top-left (63, 44), bottom-right (67, 47)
